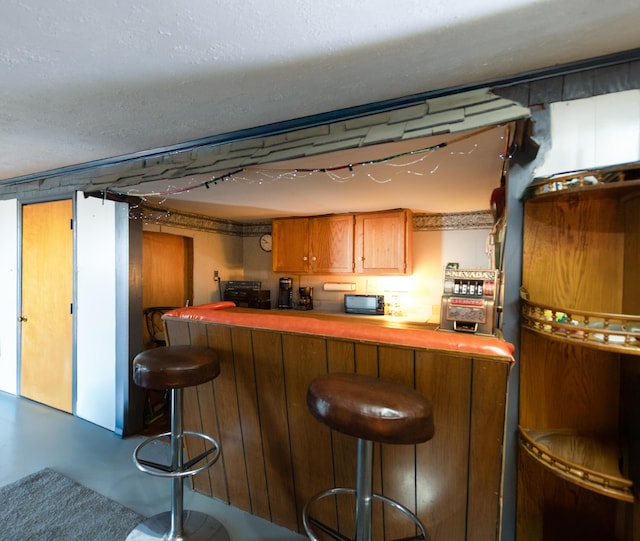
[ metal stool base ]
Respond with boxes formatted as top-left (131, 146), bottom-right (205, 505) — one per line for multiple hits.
top-left (133, 430), bottom-right (220, 478)
top-left (129, 387), bottom-right (224, 540)
top-left (126, 510), bottom-right (230, 541)
top-left (302, 487), bottom-right (429, 541)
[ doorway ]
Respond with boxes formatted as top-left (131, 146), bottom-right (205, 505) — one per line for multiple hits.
top-left (140, 230), bottom-right (193, 429)
top-left (142, 230), bottom-right (194, 348)
top-left (20, 199), bottom-right (73, 413)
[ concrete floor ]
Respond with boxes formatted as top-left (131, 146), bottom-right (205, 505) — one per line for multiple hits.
top-left (0, 391), bottom-right (306, 540)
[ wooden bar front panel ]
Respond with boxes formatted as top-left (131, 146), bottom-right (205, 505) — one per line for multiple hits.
top-left (169, 318), bottom-right (512, 541)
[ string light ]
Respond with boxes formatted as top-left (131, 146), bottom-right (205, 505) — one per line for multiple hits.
top-left (108, 125), bottom-right (500, 201)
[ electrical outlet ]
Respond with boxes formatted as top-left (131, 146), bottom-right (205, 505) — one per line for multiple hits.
top-left (214, 270), bottom-right (219, 280)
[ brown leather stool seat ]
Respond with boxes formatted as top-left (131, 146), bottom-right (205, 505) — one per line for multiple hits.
top-left (133, 345), bottom-right (221, 390)
top-left (303, 372), bottom-right (435, 541)
top-left (127, 345), bottom-right (229, 541)
top-left (307, 372), bottom-right (434, 445)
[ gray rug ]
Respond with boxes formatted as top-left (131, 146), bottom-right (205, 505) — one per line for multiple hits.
top-left (0, 468), bottom-right (144, 540)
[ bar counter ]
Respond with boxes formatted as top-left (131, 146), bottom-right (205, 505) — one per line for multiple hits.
top-left (163, 303), bottom-right (515, 541)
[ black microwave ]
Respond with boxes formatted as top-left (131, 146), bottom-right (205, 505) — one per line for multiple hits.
top-left (344, 294), bottom-right (385, 315)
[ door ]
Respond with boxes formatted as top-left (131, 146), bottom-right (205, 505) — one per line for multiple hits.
top-left (20, 199), bottom-right (73, 412)
top-left (142, 231), bottom-right (193, 308)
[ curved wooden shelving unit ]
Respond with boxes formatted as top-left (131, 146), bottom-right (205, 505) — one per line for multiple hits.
top-left (518, 161), bottom-right (640, 539)
top-left (519, 427), bottom-right (634, 503)
top-left (520, 289), bottom-right (640, 356)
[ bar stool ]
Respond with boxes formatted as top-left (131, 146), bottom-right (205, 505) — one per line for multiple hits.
top-left (126, 345), bottom-right (229, 541)
top-left (302, 373), bottom-right (435, 541)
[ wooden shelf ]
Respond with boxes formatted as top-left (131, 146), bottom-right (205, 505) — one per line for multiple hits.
top-left (524, 162), bottom-right (640, 201)
top-left (520, 290), bottom-right (640, 356)
top-left (519, 427), bottom-right (634, 503)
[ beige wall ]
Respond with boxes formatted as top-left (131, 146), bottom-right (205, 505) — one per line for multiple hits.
top-left (144, 222), bottom-right (493, 321)
top-left (243, 227), bottom-right (493, 321)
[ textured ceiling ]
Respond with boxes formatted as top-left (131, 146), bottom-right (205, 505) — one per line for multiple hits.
top-left (2, 1), bottom-right (639, 218)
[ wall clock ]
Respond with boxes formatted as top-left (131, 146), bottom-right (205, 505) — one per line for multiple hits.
top-left (259, 233), bottom-right (273, 252)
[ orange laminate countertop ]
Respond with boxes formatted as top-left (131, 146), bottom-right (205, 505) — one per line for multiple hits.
top-left (165, 302), bottom-right (514, 361)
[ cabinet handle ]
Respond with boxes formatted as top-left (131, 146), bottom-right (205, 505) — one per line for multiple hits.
top-left (312, 256), bottom-right (317, 261)
top-left (303, 256), bottom-right (308, 261)
top-left (19, 315), bottom-right (28, 322)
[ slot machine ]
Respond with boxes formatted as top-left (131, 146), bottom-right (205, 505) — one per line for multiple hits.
top-left (439, 268), bottom-right (500, 335)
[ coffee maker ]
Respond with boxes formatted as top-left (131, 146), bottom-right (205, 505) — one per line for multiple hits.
top-left (278, 277), bottom-right (293, 309)
top-left (296, 286), bottom-right (313, 310)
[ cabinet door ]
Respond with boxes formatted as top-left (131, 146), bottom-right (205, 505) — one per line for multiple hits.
top-left (272, 217), bottom-right (309, 273)
top-left (309, 214), bottom-right (354, 273)
top-left (354, 210), bottom-right (412, 274)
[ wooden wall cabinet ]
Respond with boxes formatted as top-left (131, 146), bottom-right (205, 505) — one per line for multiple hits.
top-left (272, 209), bottom-right (412, 275)
top-left (272, 217), bottom-right (310, 273)
top-left (517, 165), bottom-right (640, 541)
top-left (354, 209), bottom-right (412, 274)
top-left (272, 214), bottom-right (355, 274)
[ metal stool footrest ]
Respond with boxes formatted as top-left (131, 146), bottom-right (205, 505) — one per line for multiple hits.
top-left (133, 430), bottom-right (221, 478)
top-left (302, 487), bottom-right (430, 541)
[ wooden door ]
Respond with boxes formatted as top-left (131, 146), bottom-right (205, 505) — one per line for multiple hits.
top-left (142, 231), bottom-right (193, 308)
top-left (21, 199), bottom-right (73, 413)
top-left (309, 214), bottom-right (354, 273)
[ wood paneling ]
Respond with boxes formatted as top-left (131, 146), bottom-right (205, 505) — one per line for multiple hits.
top-left (415, 351), bottom-right (470, 541)
top-left (230, 327), bottom-right (270, 520)
top-left (467, 358), bottom-right (511, 541)
top-left (252, 329), bottom-right (297, 530)
top-left (327, 340), bottom-right (359, 538)
top-left (283, 334), bottom-right (336, 533)
top-left (207, 325), bottom-right (247, 506)
top-left (167, 317), bottom-right (512, 541)
top-left (379, 346), bottom-right (418, 540)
